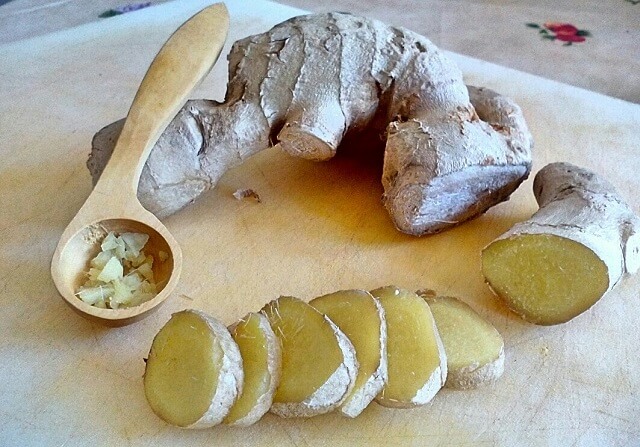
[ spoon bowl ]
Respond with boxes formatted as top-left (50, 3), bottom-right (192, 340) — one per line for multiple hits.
top-left (53, 216), bottom-right (180, 326)
top-left (50, 3), bottom-right (229, 326)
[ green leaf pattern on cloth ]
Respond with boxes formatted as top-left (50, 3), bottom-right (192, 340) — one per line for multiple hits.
top-left (99, 2), bottom-right (152, 18)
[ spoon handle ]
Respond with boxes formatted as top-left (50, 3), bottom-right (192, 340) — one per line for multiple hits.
top-left (94, 3), bottom-right (229, 196)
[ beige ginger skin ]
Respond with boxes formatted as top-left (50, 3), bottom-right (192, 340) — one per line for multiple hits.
top-left (89, 13), bottom-right (533, 235)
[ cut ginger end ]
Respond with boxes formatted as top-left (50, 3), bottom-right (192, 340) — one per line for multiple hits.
top-left (482, 233), bottom-right (609, 325)
top-left (260, 296), bottom-right (353, 414)
top-left (144, 311), bottom-right (222, 427)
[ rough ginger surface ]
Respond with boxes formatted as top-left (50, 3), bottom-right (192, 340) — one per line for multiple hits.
top-left (89, 13), bottom-right (533, 235)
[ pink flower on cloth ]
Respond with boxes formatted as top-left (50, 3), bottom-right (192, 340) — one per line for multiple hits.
top-left (526, 22), bottom-right (592, 45)
top-left (543, 22), bottom-right (586, 42)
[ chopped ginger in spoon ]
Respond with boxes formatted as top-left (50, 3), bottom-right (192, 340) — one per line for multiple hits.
top-left (76, 231), bottom-right (162, 309)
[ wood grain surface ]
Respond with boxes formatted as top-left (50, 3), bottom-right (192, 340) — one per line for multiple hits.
top-left (1, 0), bottom-right (639, 445)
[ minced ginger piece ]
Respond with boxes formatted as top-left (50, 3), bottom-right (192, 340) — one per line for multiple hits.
top-left (76, 231), bottom-right (160, 309)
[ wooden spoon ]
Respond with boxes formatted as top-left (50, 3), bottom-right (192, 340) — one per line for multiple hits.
top-left (51, 3), bottom-right (230, 326)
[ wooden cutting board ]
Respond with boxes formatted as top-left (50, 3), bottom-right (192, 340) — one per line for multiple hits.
top-left (1, 0), bottom-right (639, 445)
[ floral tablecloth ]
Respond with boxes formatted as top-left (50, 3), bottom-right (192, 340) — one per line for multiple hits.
top-left (1, 0), bottom-right (638, 103)
top-left (1, 0), bottom-right (639, 445)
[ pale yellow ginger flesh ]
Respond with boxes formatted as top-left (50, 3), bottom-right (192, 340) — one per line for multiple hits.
top-left (261, 296), bottom-right (346, 405)
top-left (482, 234), bottom-right (609, 325)
top-left (482, 162), bottom-right (640, 324)
top-left (224, 313), bottom-right (280, 426)
top-left (76, 231), bottom-right (163, 309)
top-left (370, 286), bottom-right (446, 407)
top-left (310, 290), bottom-right (387, 417)
top-left (144, 311), bottom-right (223, 427)
top-left (425, 295), bottom-right (504, 389)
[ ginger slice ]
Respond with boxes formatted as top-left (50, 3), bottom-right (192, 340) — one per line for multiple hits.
top-left (310, 290), bottom-right (387, 418)
top-left (261, 296), bottom-right (358, 417)
top-left (422, 294), bottom-right (504, 389)
top-left (370, 286), bottom-right (446, 407)
top-left (224, 313), bottom-right (281, 426)
top-left (482, 163), bottom-right (639, 325)
top-left (143, 310), bottom-right (243, 428)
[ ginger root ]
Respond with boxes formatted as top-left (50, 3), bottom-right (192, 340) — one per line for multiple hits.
top-left (89, 13), bottom-right (532, 235)
top-left (482, 162), bottom-right (640, 325)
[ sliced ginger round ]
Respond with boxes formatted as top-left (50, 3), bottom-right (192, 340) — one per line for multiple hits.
top-left (482, 234), bottom-right (609, 325)
top-left (261, 296), bottom-right (357, 417)
top-left (425, 295), bottom-right (504, 389)
top-left (143, 310), bottom-right (243, 428)
top-left (224, 312), bottom-right (281, 426)
top-left (370, 286), bottom-right (446, 408)
top-left (310, 290), bottom-right (387, 418)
